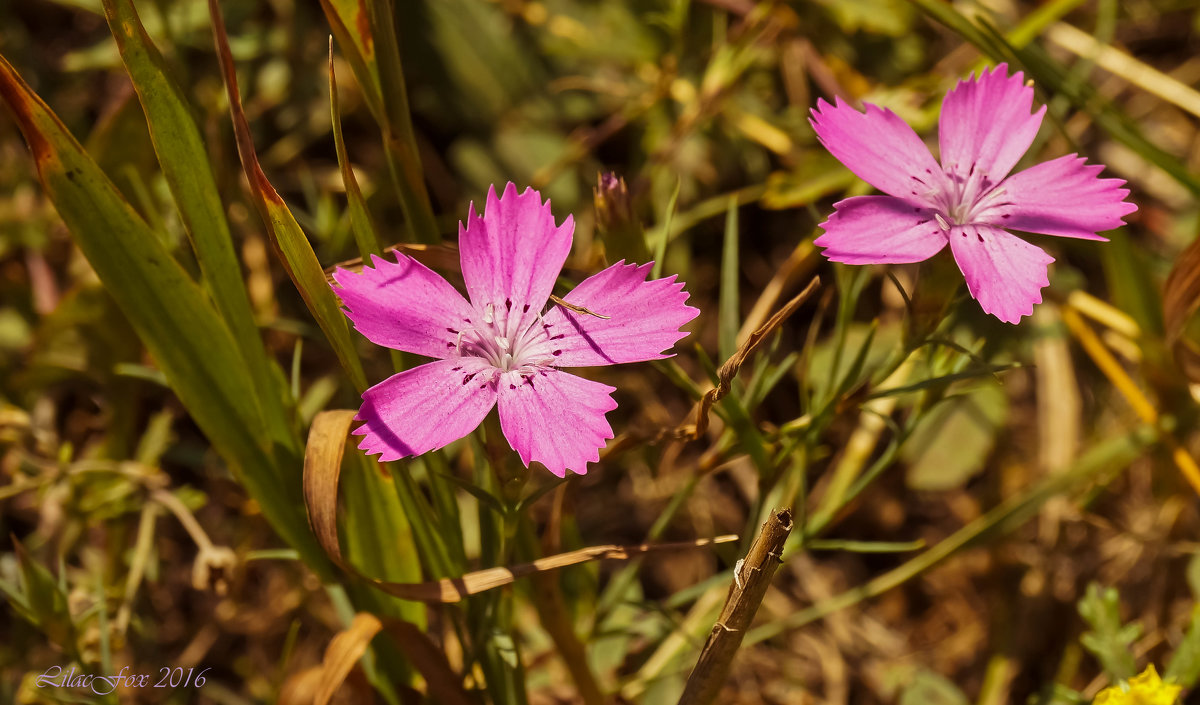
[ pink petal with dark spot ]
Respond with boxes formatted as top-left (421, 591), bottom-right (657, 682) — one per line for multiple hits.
top-left (938, 63), bottom-right (1045, 183)
top-left (333, 252), bottom-right (474, 360)
top-left (809, 97), bottom-right (944, 203)
top-left (814, 195), bottom-right (949, 265)
top-left (986, 154), bottom-right (1137, 240)
top-left (541, 261), bottom-right (699, 367)
top-left (948, 224), bottom-right (1054, 324)
top-left (458, 182), bottom-right (573, 324)
top-left (497, 369), bottom-right (617, 477)
top-left (354, 357), bottom-right (497, 462)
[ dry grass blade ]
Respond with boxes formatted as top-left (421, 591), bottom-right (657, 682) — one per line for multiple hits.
top-left (1046, 22), bottom-right (1200, 120)
top-left (686, 277), bottom-right (819, 438)
top-left (312, 613), bottom-right (382, 705)
top-left (677, 509), bottom-right (794, 705)
top-left (1163, 235), bottom-right (1200, 382)
top-left (735, 242), bottom-right (816, 347)
top-left (303, 411), bottom-right (737, 602)
top-left (1062, 306), bottom-right (1200, 495)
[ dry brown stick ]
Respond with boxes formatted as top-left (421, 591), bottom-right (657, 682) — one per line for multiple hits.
top-left (686, 277), bottom-right (819, 439)
top-left (677, 509), bottom-right (794, 705)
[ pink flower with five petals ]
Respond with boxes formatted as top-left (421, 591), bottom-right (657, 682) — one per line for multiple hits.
top-left (333, 182), bottom-right (700, 476)
top-left (809, 64), bottom-right (1137, 323)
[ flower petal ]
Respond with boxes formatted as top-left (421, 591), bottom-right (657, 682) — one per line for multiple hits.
top-left (333, 253), bottom-right (475, 359)
top-left (539, 261), bottom-right (699, 367)
top-left (948, 224), bottom-right (1053, 324)
top-left (497, 369), bottom-right (616, 477)
top-left (980, 154), bottom-right (1137, 240)
top-left (354, 358), bottom-right (497, 462)
top-left (938, 63), bottom-right (1045, 184)
top-left (814, 195), bottom-right (949, 264)
top-left (810, 97), bottom-right (944, 202)
top-left (458, 182), bottom-right (573, 319)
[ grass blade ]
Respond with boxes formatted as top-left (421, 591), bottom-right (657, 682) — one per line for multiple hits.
top-left (208, 0), bottom-right (368, 393)
top-left (329, 39), bottom-right (385, 259)
top-left (718, 196), bottom-right (740, 364)
top-left (317, 0), bottom-right (385, 122)
top-left (102, 0), bottom-right (296, 453)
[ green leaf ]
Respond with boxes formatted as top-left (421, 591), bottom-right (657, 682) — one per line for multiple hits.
top-left (1078, 582), bottom-right (1139, 680)
top-left (320, 0), bottom-right (438, 244)
top-left (317, 0), bottom-right (384, 121)
top-left (436, 471), bottom-right (506, 518)
top-left (0, 52), bottom-right (329, 578)
top-left (102, 0), bottom-right (296, 455)
top-left (12, 537), bottom-right (76, 656)
top-left (903, 383), bottom-right (1008, 491)
top-left (340, 452), bottom-right (426, 627)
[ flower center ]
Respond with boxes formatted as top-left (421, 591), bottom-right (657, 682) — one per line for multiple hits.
top-left (450, 299), bottom-right (561, 373)
top-left (928, 163), bottom-right (1006, 229)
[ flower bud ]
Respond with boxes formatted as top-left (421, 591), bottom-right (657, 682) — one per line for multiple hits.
top-left (594, 172), bottom-right (649, 263)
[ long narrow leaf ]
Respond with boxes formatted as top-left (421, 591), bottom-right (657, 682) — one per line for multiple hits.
top-left (102, 0), bottom-right (296, 454)
top-left (317, 0), bottom-right (385, 121)
top-left (208, 0), bottom-right (368, 393)
top-left (718, 197), bottom-right (740, 363)
top-left (319, 0), bottom-right (438, 244)
top-left (329, 40), bottom-right (385, 260)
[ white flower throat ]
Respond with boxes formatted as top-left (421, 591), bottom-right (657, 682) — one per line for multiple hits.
top-left (909, 164), bottom-right (1013, 231)
top-left (446, 299), bottom-right (563, 376)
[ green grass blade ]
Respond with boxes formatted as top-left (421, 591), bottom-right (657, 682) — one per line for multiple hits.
top-left (0, 52), bottom-right (330, 577)
top-left (320, 0), bottom-right (438, 244)
top-left (651, 178), bottom-right (681, 280)
top-left (329, 40), bottom-right (385, 259)
top-left (718, 196), bottom-right (740, 364)
top-left (372, 0), bottom-right (439, 244)
top-left (317, 0), bottom-right (385, 122)
top-left (749, 426), bottom-right (1152, 646)
top-left (102, 0), bottom-right (296, 453)
top-left (209, 0), bottom-right (368, 393)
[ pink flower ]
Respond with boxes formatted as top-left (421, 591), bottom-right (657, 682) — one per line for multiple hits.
top-left (809, 64), bottom-right (1137, 323)
top-left (333, 183), bottom-right (700, 476)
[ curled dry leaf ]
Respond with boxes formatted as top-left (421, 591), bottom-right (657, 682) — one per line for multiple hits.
top-left (1163, 233), bottom-right (1200, 382)
top-left (276, 613), bottom-right (380, 705)
top-left (302, 409), bottom-right (737, 602)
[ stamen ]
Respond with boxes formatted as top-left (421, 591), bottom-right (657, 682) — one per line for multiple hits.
top-left (934, 213), bottom-right (951, 230)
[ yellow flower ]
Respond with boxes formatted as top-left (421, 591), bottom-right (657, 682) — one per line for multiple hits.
top-left (1094, 665), bottom-right (1182, 705)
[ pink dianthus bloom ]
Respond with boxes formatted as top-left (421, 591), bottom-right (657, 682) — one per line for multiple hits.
top-left (333, 182), bottom-right (700, 476)
top-left (809, 64), bottom-right (1137, 323)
